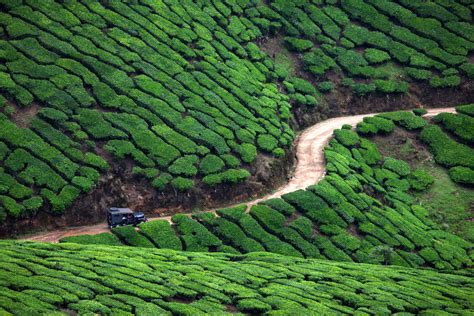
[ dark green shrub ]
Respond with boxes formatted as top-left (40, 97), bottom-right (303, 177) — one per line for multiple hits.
top-left (379, 111), bottom-right (427, 130)
top-left (151, 173), bottom-right (172, 190)
top-left (235, 143), bottom-right (257, 163)
top-left (413, 108), bottom-right (427, 116)
top-left (22, 196), bottom-right (43, 213)
top-left (374, 80), bottom-right (409, 94)
top-left (433, 113), bottom-right (474, 144)
top-left (331, 232), bottom-right (361, 252)
top-left (60, 233), bottom-right (123, 246)
top-left (199, 154), bottom-right (225, 175)
top-left (456, 104), bottom-right (474, 117)
top-left (171, 177), bottom-right (194, 192)
top-left (168, 155), bottom-right (198, 177)
top-left (408, 169), bottom-right (434, 191)
top-left (283, 37), bottom-right (313, 52)
top-left (237, 299), bottom-right (271, 313)
top-left (318, 81), bottom-right (334, 93)
top-left (406, 68), bottom-right (432, 81)
top-left (112, 226), bottom-right (155, 248)
top-left (429, 75), bottom-right (461, 88)
top-left (420, 125), bottom-right (474, 168)
top-left (139, 220), bottom-right (182, 250)
top-left (259, 198), bottom-right (295, 216)
top-left (221, 154), bottom-right (240, 168)
top-left (71, 176), bottom-right (95, 193)
top-left (289, 77), bottom-right (317, 95)
top-left (216, 205), bottom-right (246, 222)
top-left (359, 139), bottom-right (381, 165)
top-left (171, 214), bottom-right (221, 252)
top-left (288, 216), bottom-right (313, 240)
top-left (333, 129), bottom-right (359, 147)
top-left (221, 169), bottom-right (250, 184)
top-left (357, 116), bottom-right (395, 135)
top-left (363, 48), bottom-right (390, 64)
top-left (383, 157), bottom-right (410, 176)
top-left (448, 166), bottom-right (474, 185)
top-left (41, 185), bottom-right (81, 214)
top-left (209, 217), bottom-right (265, 253)
top-left (257, 134), bottom-right (278, 152)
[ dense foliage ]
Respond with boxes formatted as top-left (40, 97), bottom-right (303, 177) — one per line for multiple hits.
top-left (0, 0), bottom-right (301, 223)
top-left (0, 241), bottom-right (473, 315)
top-left (0, 0), bottom-right (473, 225)
top-left (420, 117), bottom-right (474, 185)
top-left (270, 0), bottom-right (473, 95)
top-left (61, 110), bottom-right (473, 272)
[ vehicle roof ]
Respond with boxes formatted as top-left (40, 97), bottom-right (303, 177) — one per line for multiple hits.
top-left (108, 207), bottom-right (133, 215)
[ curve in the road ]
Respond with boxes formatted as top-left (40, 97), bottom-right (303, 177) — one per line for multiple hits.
top-left (22, 108), bottom-right (455, 242)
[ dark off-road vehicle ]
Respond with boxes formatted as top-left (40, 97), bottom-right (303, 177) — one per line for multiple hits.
top-left (107, 207), bottom-right (147, 229)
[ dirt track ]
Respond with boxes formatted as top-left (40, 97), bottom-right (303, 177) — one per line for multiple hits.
top-left (22, 108), bottom-right (455, 242)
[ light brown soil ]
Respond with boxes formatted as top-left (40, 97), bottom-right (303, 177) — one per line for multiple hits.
top-left (22, 108), bottom-right (454, 243)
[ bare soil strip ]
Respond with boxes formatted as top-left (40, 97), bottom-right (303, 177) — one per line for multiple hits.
top-left (22, 108), bottom-right (455, 242)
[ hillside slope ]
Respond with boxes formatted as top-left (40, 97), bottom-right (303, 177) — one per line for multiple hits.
top-left (0, 241), bottom-right (473, 315)
top-left (0, 0), bottom-right (473, 234)
top-left (57, 109), bottom-right (473, 272)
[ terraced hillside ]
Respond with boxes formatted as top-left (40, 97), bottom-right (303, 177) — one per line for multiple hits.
top-left (0, 0), bottom-right (473, 234)
top-left (61, 109), bottom-right (474, 272)
top-left (0, 241), bottom-right (473, 315)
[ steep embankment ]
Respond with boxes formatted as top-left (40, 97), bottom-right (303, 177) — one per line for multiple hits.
top-left (23, 107), bottom-right (455, 243)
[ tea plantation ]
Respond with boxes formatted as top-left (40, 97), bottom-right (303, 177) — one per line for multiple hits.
top-left (0, 0), bottom-right (473, 226)
top-left (62, 110), bottom-right (474, 272)
top-left (0, 241), bottom-right (473, 315)
top-left (1, 0), bottom-right (473, 313)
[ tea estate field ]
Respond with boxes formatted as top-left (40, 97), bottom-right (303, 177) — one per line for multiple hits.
top-left (61, 107), bottom-right (474, 273)
top-left (0, 0), bottom-right (473, 228)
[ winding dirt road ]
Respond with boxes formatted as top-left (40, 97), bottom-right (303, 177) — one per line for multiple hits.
top-left (22, 108), bottom-right (455, 242)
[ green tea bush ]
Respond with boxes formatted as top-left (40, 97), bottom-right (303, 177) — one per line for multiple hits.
top-left (199, 154), bottom-right (225, 175)
top-left (448, 166), bottom-right (474, 185)
top-left (60, 233), bottom-right (123, 246)
top-left (379, 111), bottom-right (426, 130)
top-left (283, 37), bottom-right (313, 52)
top-left (235, 143), bottom-right (257, 163)
top-left (139, 220), bottom-right (182, 250)
top-left (318, 81), bottom-right (334, 93)
top-left (333, 129), bottom-right (359, 147)
top-left (420, 125), bottom-right (474, 168)
top-left (433, 113), bottom-right (474, 144)
top-left (171, 177), bottom-right (194, 192)
top-left (111, 226), bottom-right (155, 248)
top-left (257, 134), bottom-right (278, 152)
top-left (383, 157), bottom-right (411, 176)
top-left (406, 68), bottom-right (432, 81)
top-left (168, 155), bottom-right (199, 177)
top-left (408, 169), bottom-right (434, 191)
top-left (41, 185), bottom-right (81, 214)
top-left (357, 116), bottom-right (395, 135)
top-left (413, 108), bottom-right (427, 116)
top-left (363, 48), bottom-right (390, 64)
top-left (260, 198), bottom-right (295, 216)
top-left (456, 104), bottom-right (474, 117)
top-left (172, 214), bottom-right (222, 252)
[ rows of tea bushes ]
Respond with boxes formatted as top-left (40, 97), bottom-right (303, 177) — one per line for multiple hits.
top-left (420, 106), bottom-right (474, 185)
top-left (1, 241), bottom-right (473, 315)
top-left (63, 110), bottom-right (473, 271)
top-left (0, 0), bottom-right (473, 226)
top-left (265, 0), bottom-right (473, 95)
top-left (0, 0), bottom-right (318, 223)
